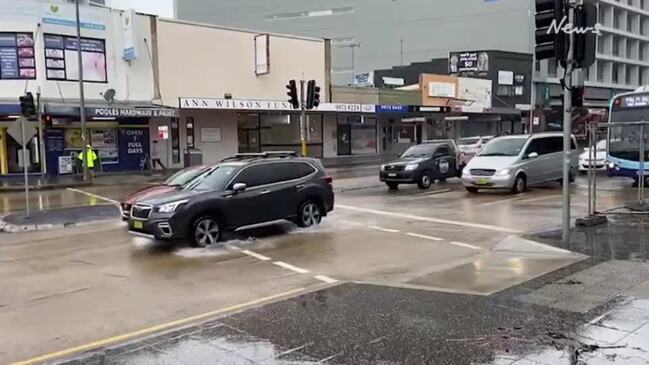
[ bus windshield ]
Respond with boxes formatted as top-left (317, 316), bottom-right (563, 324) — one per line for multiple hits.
top-left (609, 92), bottom-right (649, 162)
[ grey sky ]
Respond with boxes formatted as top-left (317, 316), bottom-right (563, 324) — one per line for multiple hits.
top-left (107, 0), bottom-right (174, 18)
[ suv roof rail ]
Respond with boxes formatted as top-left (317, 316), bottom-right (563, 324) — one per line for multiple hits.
top-left (220, 151), bottom-right (298, 162)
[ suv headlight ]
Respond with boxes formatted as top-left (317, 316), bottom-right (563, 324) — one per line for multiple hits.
top-left (157, 199), bottom-right (188, 213)
top-left (405, 164), bottom-right (419, 171)
top-left (496, 168), bottom-right (511, 176)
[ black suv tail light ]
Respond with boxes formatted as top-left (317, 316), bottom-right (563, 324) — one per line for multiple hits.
top-left (323, 176), bottom-right (333, 185)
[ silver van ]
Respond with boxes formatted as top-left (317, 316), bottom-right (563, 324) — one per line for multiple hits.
top-left (461, 133), bottom-right (579, 194)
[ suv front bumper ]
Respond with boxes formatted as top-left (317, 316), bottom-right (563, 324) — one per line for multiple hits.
top-left (128, 211), bottom-right (188, 240)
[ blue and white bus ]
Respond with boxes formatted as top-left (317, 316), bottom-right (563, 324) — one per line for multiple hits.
top-left (607, 90), bottom-right (649, 185)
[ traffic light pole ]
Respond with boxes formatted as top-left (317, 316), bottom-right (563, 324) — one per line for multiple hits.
top-left (299, 79), bottom-right (307, 157)
top-left (20, 117), bottom-right (30, 218)
top-left (562, 1), bottom-right (576, 244)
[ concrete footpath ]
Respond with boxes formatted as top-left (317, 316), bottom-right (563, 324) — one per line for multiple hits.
top-left (0, 205), bottom-right (120, 232)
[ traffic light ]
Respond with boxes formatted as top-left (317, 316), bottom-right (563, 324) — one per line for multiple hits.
top-left (43, 114), bottom-right (53, 128)
top-left (572, 85), bottom-right (585, 107)
top-left (305, 80), bottom-right (321, 110)
top-left (535, 0), bottom-right (568, 65)
top-left (286, 80), bottom-right (299, 109)
top-left (19, 92), bottom-right (35, 118)
top-left (574, 0), bottom-right (598, 69)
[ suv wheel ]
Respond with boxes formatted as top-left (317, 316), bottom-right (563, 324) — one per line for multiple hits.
top-left (417, 172), bottom-right (433, 189)
top-left (512, 174), bottom-right (527, 194)
top-left (191, 216), bottom-right (221, 247)
top-left (297, 201), bottom-right (322, 228)
top-left (386, 182), bottom-right (399, 190)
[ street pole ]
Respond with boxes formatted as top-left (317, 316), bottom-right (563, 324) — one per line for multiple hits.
top-left (400, 39), bottom-right (404, 66)
top-left (20, 117), bottom-right (30, 218)
top-left (561, 2), bottom-right (575, 244)
top-left (36, 87), bottom-right (46, 175)
top-left (76, 0), bottom-right (89, 181)
top-left (529, 52), bottom-right (536, 134)
top-left (299, 79), bottom-right (307, 157)
top-left (639, 123), bottom-right (645, 202)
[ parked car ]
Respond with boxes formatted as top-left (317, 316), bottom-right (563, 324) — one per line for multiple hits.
top-left (128, 152), bottom-right (334, 247)
top-left (457, 135), bottom-right (493, 168)
top-left (121, 165), bottom-right (210, 219)
top-left (380, 141), bottom-right (459, 190)
top-left (579, 139), bottom-right (607, 173)
top-left (461, 133), bottom-right (579, 194)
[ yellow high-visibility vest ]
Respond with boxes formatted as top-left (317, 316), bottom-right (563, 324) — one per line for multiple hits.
top-left (78, 148), bottom-right (97, 168)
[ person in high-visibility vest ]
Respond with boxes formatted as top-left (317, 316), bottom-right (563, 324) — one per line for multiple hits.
top-left (78, 144), bottom-right (98, 177)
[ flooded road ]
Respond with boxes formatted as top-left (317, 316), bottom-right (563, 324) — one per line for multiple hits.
top-left (1, 175), bottom-right (648, 364)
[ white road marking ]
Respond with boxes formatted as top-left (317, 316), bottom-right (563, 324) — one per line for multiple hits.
top-left (406, 232), bottom-right (443, 241)
top-left (66, 188), bottom-right (120, 205)
top-left (241, 249), bottom-right (271, 261)
top-left (314, 275), bottom-right (338, 284)
top-left (369, 225), bottom-right (400, 233)
top-left (337, 204), bottom-right (521, 234)
top-left (476, 194), bottom-right (528, 207)
top-left (450, 241), bottom-right (482, 250)
top-left (273, 261), bottom-right (310, 274)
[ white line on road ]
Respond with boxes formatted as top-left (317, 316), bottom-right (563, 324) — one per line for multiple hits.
top-left (241, 249), bottom-right (271, 261)
top-left (406, 232), bottom-right (443, 241)
top-left (476, 194), bottom-right (528, 207)
top-left (273, 261), bottom-right (310, 274)
top-left (314, 275), bottom-right (338, 284)
top-left (450, 241), bottom-right (482, 250)
top-left (337, 204), bottom-right (521, 234)
top-left (66, 188), bottom-right (120, 205)
top-left (369, 225), bottom-right (400, 233)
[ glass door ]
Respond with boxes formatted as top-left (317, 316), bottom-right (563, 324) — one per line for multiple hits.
top-left (337, 123), bottom-right (351, 155)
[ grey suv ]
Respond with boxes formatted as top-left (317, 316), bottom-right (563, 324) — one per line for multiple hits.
top-left (128, 152), bottom-right (334, 247)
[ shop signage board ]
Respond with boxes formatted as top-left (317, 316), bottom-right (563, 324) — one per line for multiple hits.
top-left (44, 105), bottom-right (178, 118)
top-left (376, 105), bottom-right (410, 113)
top-left (180, 98), bottom-right (294, 111)
top-left (41, 2), bottom-right (106, 31)
top-left (122, 9), bottom-right (137, 61)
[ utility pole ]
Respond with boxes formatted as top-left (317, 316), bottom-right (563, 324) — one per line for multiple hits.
top-left (400, 39), bottom-right (404, 66)
top-left (76, 0), bottom-right (89, 181)
top-left (299, 78), bottom-right (307, 157)
top-left (36, 87), bottom-right (46, 175)
top-left (561, 1), bottom-right (576, 244)
top-left (20, 117), bottom-right (30, 218)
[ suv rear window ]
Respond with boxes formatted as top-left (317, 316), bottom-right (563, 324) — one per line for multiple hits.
top-left (233, 165), bottom-right (276, 187)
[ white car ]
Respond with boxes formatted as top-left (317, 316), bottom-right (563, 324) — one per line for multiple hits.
top-left (579, 140), bottom-right (607, 173)
top-left (457, 136), bottom-right (493, 167)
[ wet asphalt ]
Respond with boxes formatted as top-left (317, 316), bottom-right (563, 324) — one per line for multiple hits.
top-left (1, 174), bottom-right (649, 364)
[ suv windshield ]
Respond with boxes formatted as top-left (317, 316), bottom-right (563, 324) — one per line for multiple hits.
top-left (479, 137), bottom-right (527, 157)
top-left (184, 165), bottom-right (238, 191)
top-left (164, 167), bottom-right (206, 186)
top-left (401, 145), bottom-right (437, 159)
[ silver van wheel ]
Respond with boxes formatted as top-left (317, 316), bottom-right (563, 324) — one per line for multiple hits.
top-left (512, 175), bottom-right (526, 194)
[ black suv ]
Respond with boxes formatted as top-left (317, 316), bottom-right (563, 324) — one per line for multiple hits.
top-left (128, 152), bottom-right (334, 247)
top-left (380, 141), bottom-right (459, 189)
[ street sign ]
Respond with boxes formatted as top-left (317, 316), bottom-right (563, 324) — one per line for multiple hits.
top-left (7, 119), bottom-right (37, 145)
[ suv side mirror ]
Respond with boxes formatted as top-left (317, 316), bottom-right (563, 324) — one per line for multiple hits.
top-left (232, 183), bottom-right (247, 193)
top-left (527, 152), bottom-right (539, 159)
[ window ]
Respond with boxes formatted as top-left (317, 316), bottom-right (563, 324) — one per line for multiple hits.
top-left (0, 32), bottom-right (36, 79)
top-left (525, 139), bottom-right (547, 155)
top-left (274, 162), bottom-right (316, 182)
top-left (186, 117), bottom-right (195, 148)
top-left (548, 58), bottom-right (557, 76)
top-left (613, 64), bottom-right (620, 83)
top-left (187, 165), bottom-right (238, 191)
top-left (613, 37), bottom-right (620, 56)
top-left (233, 164), bottom-right (277, 188)
top-left (435, 146), bottom-right (451, 157)
top-left (497, 85), bottom-right (511, 96)
top-left (44, 34), bottom-right (107, 82)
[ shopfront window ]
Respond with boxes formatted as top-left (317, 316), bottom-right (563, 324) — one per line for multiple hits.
top-left (337, 115), bottom-right (377, 155)
top-left (398, 125), bottom-right (415, 143)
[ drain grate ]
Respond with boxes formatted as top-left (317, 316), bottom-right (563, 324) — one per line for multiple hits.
top-left (518, 261), bottom-right (649, 313)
